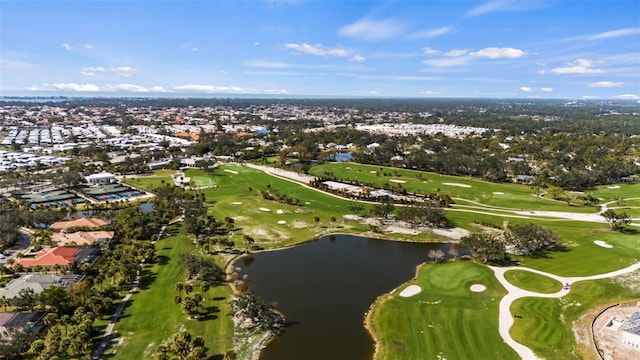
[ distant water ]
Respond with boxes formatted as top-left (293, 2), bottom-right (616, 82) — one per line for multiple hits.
top-left (334, 152), bottom-right (353, 162)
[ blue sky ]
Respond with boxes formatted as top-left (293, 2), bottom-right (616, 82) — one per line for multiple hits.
top-left (1, 0), bottom-right (639, 99)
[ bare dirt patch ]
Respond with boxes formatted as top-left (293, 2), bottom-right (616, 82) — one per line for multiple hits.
top-left (291, 220), bottom-right (310, 229)
top-left (432, 227), bottom-right (470, 240)
top-left (591, 304), bottom-right (640, 360)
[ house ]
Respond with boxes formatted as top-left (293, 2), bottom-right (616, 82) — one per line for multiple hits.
top-left (51, 230), bottom-right (114, 246)
top-left (0, 312), bottom-right (45, 342)
top-left (50, 217), bottom-right (109, 232)
top-left (84, 172), bottom-right (115, 185)
top-left (514, 175), bottom-right (535, 184)
top-left (623, 312), bottom-right (640, 348)
top-left (14, 247), bottom-right (80, 268)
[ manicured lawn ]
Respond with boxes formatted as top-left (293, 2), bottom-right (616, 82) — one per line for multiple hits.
top-left (105, 225), bottom-right (234, 359)
top-left (370, 261), bottom-right (519, 360)
top-left (122, 171), bottom-right (175, 192)
top-left (510, 278), bottom-right (639, 359)
top-left (587, 183), bottom-right (640, 203)
top-left (504, 270), bottom-right (563, 294)
top-left (310, 162), bottom-right (596, 213)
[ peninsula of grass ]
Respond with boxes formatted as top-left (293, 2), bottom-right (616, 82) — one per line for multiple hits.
top-left (105, 225), bottom-right (234, 359)
top-left (369, 261), bottom-right (519, 360)
top-left (504, 270), bottom-right (563, 294)
top-left (310, 162), bottom-right (598, 213)
top-left (510, 277), bottom-right (640, 359)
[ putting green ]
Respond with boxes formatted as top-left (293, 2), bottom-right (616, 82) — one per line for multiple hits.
top-left (504, 270), bottom-right (563, 294)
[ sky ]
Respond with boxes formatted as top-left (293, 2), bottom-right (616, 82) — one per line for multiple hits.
top-left (1, 0), bottom-right (639, 99)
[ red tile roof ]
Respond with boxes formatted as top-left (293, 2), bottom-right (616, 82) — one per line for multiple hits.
top-left (15, 247), bottom-right (80, 268)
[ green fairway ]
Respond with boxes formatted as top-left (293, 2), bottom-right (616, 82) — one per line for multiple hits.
top-left (122, 170), bottom-right (176, 192)
top-left (309, 162), bottom-right (597, 213)
top-left (106, 226), bottom-right (234, 359)
top-left (504, 270), bottom-right (563, 294)
top-left (370, 261), bottom-right (519, 360)
top-left (510, 277), bottom-right (639, 359)
top-left (587, 183), bottom-right (640, 202)
top-left (186, 166), bottom-right (376, 247)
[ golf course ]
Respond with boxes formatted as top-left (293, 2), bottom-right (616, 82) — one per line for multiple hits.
top-left (114, 162), bottom-right (640, 359)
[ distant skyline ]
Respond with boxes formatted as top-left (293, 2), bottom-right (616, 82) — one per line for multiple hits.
top-left (1, 0), bottom-right (639, 99)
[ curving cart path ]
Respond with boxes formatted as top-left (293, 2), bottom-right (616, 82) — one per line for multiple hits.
top-left (489, 262), bottom-right (640, 360)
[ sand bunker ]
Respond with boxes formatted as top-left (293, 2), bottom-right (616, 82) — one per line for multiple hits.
top-left (369, 171), bottom-right (377, 174)
top-left (399, 285), bottom-right (422, 297)
top-left (443, 182), bottom-right (471, 188)
top-left (277, 220), bottom-right (286, 224)
top-left (259, 207), bottom-right (271, 212)
top-left (607, 185), bottom-right (620, 189)
top-left (432, 227), bottom-right (470, 240)
top-left (276, 209), bottom-right (284, 214)
top-left (594, 240), bottom-right (613, 248)
top-left (470, 284), bottom-right (487, 292)
top-left (389, 179), bottom-right (406, 183)
top-left (493, 192), bottom-right (504, 195)
top-left (224, 169), bottom-right (239, 175)
top-left (232, 202), bottom-right (243, 205)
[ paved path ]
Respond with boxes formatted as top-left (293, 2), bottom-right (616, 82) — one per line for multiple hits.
top-left (489, 262), bottom-right (640, 360)
top-left (92, 224), bottom-right (168, 359)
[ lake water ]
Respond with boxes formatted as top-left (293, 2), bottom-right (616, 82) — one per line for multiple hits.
top-left (236, 234), bottom-right (458, 360)
top-left (334, 152), bottom-right (353, 162)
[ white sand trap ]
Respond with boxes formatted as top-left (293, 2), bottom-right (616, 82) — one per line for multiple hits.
top-left (369, 171), bottom-right (377, 173)
top-left (493, 192), bottom-right (504, 195)
top-left (389, 179), bottom-right (406, 183)
top-left (259, 207), bottom-right (271, 212)
top-left (594, 240), bottom-right (613, 248)
top-left (399, 285), bottom-right (422, 297)
top-left (224, 169), bottom-right (239, 174)
top-left (232, 202), bottom-right (243, 205)
top-left (276, 209), bottom-right (284, 214)
top-left (277, 220), bottom-right (286, 224)
top-left (443, 182), bottom-right (471, 188)
top-left (470, 284), bottom-right (487, 292)
top-left (345, 167), bottom-right (351, 169)
top-left (607, 185), bottom-right (620, 189)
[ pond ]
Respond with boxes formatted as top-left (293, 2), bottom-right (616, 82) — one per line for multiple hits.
top-left (236, 234), bottom-right (459, 360)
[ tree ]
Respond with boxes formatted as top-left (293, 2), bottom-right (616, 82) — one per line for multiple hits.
top-left (448, 243), bottom-right (460, 259)
top-left (460, 233), bottom-right (505, 263)
top-left (427, 249), bottom-right (445, 262)
top-left (602, 209), bottom-right (630, 230)
top-left (243, 235), bottom-right (255, 253)
top-left (156, 330), bottom-right (206, 359)
top-left (504, 222), bottom-right (559, 255)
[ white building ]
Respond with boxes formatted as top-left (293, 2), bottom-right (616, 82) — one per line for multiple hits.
top-left (84, 172), bottom-right (115, 185)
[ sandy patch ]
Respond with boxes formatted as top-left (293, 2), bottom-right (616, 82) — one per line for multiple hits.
top-left (345, 167), bottom-right (351, 169)
top-left (224, 169), bottom-right (239, 175)
top-left (399, 285), bottom-right (422, 297)
top-left (493, 192), bottom-right (504, 195)
top-left (291, 220), bottom-right (310, 229)
top-left (386, 226), bottom-right (419, 235)
top-left (277, 220), bottom-right (286, 224)
top-left (607, 185), bottom-right (620, 189)
top-left (276, 209), bottom-right (284, 214)
top-left (389, 179), bottom-right (406, 183)
top-left (369, 171), bottom-right (377, 174)
top-left (443, 182), bottom-right (471, 188)
top-left (594, 240), bottom-right (613, 248)
top-left (432, 227), bottom-right (470, 240)
top-left (259, 207), bottom-right (271, 212)
top-left (470, 284), bottom-right (487, 292)
top-left (232, 202), bottom-right (243, 205)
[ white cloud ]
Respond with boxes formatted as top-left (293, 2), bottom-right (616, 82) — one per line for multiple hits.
top-left (62, 43), bottom-right (71, 51)
top-left (27, 86), bottom-right (40, 91)
top-left (84, 44), bottom-right (94, 49)
top-left (254, 41), bottom-right (260, 46)
top-left (423, 47), bottom-right (440, 55)
top-left (149, 86), bottom-right (166, 92)
top-left (262, 89), bottom-right (288, 94)
top-left (445, 49), bottom-right (469, 57)
top-left (549, 59), bottom-right (604, 74)
top-left (540, 87), bottom-right (553, 92)
top-left (420, 90), bottom-right (442, 95)
top-left (470, 47), bottom-right (525, 59)
top-left (587, 27), bottom-right (640, 40)
top-left (367, 90), bottom-right (378, 95)
top-left (349, 55), bottom-right (366, 62)
top-left (191, 47), bottom-right (200, 52)
top-left (285, 43), bottom-right (348, 57)
top-left (174, 84), bottom-right (245, 93)
top-left (105, 84), bottom-right (151, 93)
top-left (466, 1), bottom-right (548, 17)
top-left (582, 95), bottom-right (599, 99)
top-left (410, 26), bottom-right (453, 39)
top-left (613, 94), bottom-right (640, 100)
top-left (338, 18), bottom-right (406, 41)
top-left (50, 83), bottom-right (100, 92)
top-left (519, 86), bottom-right (533, 92)
top-left (80, 66), bottom-right (137, 77)
top-left (423, 57), bottom-right (470, 67)
top-left (589, 81), bottom-right (623, 88)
